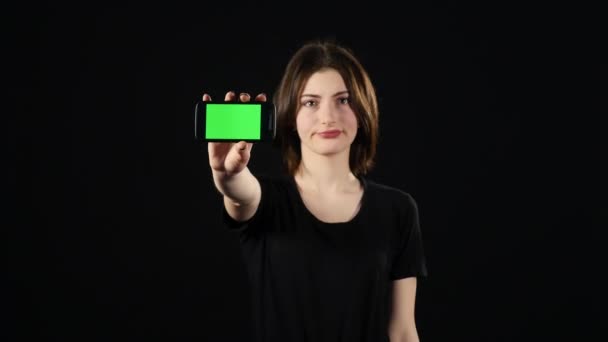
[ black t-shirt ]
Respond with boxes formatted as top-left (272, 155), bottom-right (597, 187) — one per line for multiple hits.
top-left (222, 174), bottom-right (427, 342)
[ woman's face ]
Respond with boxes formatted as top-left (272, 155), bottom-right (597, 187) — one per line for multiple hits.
top-left (295, 68), bottom-right (358, 157)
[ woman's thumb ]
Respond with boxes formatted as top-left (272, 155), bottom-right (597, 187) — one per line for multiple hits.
top-left (236, 141), bottom-right (248, 151)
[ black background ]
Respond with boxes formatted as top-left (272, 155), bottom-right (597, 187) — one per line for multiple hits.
top-left (12, 2), bottom-right (602, 341)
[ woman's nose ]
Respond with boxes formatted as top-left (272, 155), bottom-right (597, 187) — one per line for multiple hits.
top-left (319, 103), bottom-right (338, 124)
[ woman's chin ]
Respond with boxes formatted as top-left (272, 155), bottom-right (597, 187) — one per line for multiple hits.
top-left (311, 144), bottom-right (350, 156)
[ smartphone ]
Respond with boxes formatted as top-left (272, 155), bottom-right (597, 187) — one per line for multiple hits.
top-left (194, 101), bottom-right (276, 142)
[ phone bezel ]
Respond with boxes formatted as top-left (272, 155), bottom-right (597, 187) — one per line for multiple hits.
top-left (194, 101), bottom-right (276, 142)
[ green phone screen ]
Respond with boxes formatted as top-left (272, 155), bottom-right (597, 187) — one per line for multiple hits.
top-left (205, 104), bottom-right (261, 140)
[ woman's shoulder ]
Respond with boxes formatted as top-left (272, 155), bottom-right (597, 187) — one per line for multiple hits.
top-left (362, 177), bottom-right (418, 208)
top-left (254, 172), bottom-right (295, 195)
top-left (256, 172), bottom-right (291, 185)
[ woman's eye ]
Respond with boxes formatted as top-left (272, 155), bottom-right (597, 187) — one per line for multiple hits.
top-left (339, 97), bottom-right (350, 104)
top-left (303, 100), bottom-right (316, 107)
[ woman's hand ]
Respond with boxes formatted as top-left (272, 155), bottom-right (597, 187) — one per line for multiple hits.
top-left (206, 91), bottom-right (267, 176)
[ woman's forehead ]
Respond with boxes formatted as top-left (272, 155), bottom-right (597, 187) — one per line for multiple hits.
top-left (301, 69), bottom-right (347, 95)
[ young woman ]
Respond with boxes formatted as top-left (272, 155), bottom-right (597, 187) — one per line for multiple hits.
top-left (206, 40), bottom-right (427, 342)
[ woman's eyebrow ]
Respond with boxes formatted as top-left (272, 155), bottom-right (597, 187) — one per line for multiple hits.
top-left (301, 90), bottom-right (349, 98)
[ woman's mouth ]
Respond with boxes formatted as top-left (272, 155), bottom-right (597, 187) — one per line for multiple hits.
top-left (317, 130), bottom-right (341, 138)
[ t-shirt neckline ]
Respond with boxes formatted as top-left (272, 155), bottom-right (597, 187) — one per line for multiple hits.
top-left (287, 175), bottom-right (367, 226)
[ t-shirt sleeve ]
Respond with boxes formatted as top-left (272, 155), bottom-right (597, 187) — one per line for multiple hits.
top-left (221, 174), bottom-right (274, 234)
top-left (390, 193), bottom-right (428, 280)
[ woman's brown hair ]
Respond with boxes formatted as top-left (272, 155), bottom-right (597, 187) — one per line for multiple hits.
top-left (272, 40), bottom-right (379, 177)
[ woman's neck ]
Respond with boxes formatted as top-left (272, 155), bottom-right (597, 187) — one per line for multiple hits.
top-left (295, 148), bottom-right (359, 193)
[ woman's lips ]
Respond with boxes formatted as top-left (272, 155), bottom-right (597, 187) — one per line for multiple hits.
top-left (317, 130), bottom-right (341, 138)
